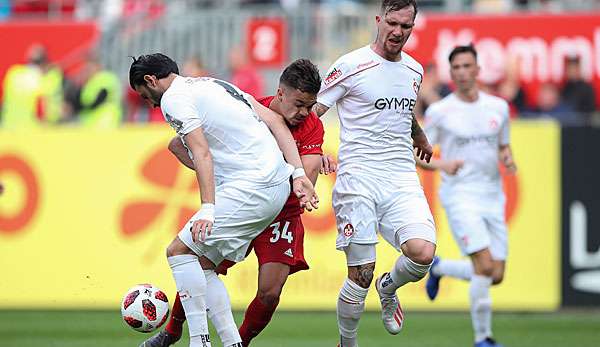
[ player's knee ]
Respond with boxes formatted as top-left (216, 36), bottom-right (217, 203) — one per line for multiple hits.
top-left (403, 239), bottom-right (436, 265)
top-left (166, 238), bottom-right (190, 257)
top-left (257, 287), bottom-right (282, 308)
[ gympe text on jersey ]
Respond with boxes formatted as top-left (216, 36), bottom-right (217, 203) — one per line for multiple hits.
top-left (374, 97), bottom-right (416, 111)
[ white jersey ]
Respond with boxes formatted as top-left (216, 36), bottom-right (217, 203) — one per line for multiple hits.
top-left (318, 45), bottom-right (423, 176)
top-left (424, 91), bottom-right (510, 194)
top-left (161, 76), bottom-right (293, 187)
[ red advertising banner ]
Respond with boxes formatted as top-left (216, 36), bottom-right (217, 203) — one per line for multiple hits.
top-left (246, 18), bottom-right (287, 67)
top-left (404, 14), bottom-right (600, 107)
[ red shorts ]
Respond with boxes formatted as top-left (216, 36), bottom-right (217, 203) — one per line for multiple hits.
top-left (215, 214), bottom-right (308, 275)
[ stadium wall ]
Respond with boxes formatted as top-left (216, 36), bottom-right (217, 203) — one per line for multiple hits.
top-left (0, 120), bottom-right (561, 311)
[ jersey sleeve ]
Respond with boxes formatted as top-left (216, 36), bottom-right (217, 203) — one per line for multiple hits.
top-left (317, 60), bottom-right (352, 108)
top-left (298, 116), bottom-right (325, 156)
top-left (499, 101), bottom-right (510, 146)
top-left (423, 105), bottom-right (442, 146)
top-left (161, 92), bottom-right (205, 136)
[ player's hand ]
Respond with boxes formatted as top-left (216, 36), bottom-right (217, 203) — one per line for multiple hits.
top-left (293, 175), bottom-right (319, 211)
top-left (501, 154), bottom-right (517, 174)
top-left (320, 154), bottom-right (337, 175)
top-left (191, 219), bottom-right (213, 243)
top-left (441, 160), bottom-right (464, 175)
top-left (413, 132), bottom-right (433, 163)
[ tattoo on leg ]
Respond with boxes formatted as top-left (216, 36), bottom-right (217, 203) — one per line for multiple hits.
top-left (354, 263), bottom-right (375, 288)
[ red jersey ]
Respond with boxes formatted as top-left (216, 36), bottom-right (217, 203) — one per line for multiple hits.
top-left (258, 96), bottom-right (325, 218)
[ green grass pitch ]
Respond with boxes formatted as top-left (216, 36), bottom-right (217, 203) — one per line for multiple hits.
top-left (1, 310), bottom-right (598, 347)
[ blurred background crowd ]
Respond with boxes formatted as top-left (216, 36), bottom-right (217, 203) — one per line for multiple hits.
top-left (1, 0), bottom-right (599, 129)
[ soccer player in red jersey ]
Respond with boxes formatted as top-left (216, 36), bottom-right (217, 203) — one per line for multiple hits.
top-left (141, 59), bottom-right (334, 347)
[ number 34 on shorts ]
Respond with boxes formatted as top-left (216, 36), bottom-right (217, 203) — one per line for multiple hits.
top-left (269, 221), bottom-right (294, 243)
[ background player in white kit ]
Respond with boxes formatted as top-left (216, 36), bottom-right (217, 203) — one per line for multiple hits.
top-left (313, 1), bottom-right (436, 346)
top-left (419, 45), bottom-right (517, 347)
top-left (129, 53), bottom-right (318, 347)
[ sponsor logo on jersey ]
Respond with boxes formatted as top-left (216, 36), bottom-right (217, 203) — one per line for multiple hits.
top-left (374, 97), bottom-right (416, 112)
top-left (343, 223), bottom-right (354, 237)
top-left (356, 60), bottom-right (377, 70)
top-left (456, 134), bottom-right (497, 147)
top-left (302, 144), bottom-right (322, 150)
top-left (324, 67), bottom-right (343, 86)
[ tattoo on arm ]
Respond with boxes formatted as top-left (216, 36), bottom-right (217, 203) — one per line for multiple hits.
top-left (411, 114), bottom-right (424, 139)
top-left (350, 263), bottom-right (375, 288)
top-left (313, 103), bottom-right (330, 118)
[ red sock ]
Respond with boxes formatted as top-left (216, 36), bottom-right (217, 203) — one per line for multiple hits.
top-left (238, 296), bottom-right (279, 346)
top-left (165, 292), bottom-right (186, 338)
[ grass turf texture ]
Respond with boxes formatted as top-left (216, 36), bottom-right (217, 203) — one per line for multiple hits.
top-left (1, 310), bottom-right (598, 347)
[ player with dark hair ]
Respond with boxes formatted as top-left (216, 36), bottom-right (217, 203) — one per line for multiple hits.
top-left (129, 53), bottom-right (318, 347)
top-left (420, 44), bottom-right (516, 347)
top-left (313, 1), bottom-right (437, 346)
top-left (140, 58), bottom-right (334, 347)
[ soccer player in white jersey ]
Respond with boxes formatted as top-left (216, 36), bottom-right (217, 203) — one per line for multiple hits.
top-left (129, 53), bottom-right (318, 347)
top-left (313, 1), bottom-right (436, 346)
top-left (419, 45), bottom-right (517, 347)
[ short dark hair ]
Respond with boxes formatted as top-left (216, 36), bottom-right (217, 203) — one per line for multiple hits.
top-left (279, 59), bottom-right (321, 95)
top-left (448, 44), bottom-right (478, 63)
top-left (380, 0), bottom-right (418, 18)
top-left (129, 53), bottom-right (179, 89)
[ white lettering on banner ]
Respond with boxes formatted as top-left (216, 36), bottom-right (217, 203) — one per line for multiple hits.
top-left (506, 38), bottom-right (549, 82)
top-left (431, 27), bottom-right (600, 84)
top-left (569, 201), bottom-right (600, 294)
top-left (253, 26), bottom-right (277, 62)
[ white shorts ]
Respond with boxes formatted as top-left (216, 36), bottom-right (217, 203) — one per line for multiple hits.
top-left (333, 172), bottom-right (436, 254)
top-left (178, 179), bottom-right (290, 265)
top-left (440, 189), bottom-right (508, 260)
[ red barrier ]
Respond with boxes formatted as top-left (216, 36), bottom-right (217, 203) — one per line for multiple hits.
top-left (405, 13), bottom-right (600, 108)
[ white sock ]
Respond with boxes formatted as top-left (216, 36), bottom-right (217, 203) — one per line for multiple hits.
top-left (380, 255), bottom-right (431, 295)
top-left (168, 255), bottom-right (212, 347)
top-left (470, 274), bottom-right (493, 343)
top-left (337, 279), bottom-right (368, 347)
top-left (204, 270), bottom-right (242, 347)
top-left (432, 259), bottom-right (473, 281)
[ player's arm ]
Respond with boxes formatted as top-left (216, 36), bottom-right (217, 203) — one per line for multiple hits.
top-left (411, 114), bottom-right (433, 163)
top-left (168, 136), bottom-right (195, 170)
top-left (184, 127), bottom-right (216, 242)
top-left (301, 154), bottom-right (322, 186)
top-left (416, 156), bottom-right (463, 175)
top-left (313, 103), bottom-right (330, 118)
top-left (248, 96), bottom-right (319, 211)
top-left (498, 104), bottom-right (516, 174)
top-left (499, 144), bottom-right (517, 174)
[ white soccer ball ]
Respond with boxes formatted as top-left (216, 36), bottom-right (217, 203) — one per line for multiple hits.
top-left (121, 284), bottom-right (170, 333)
